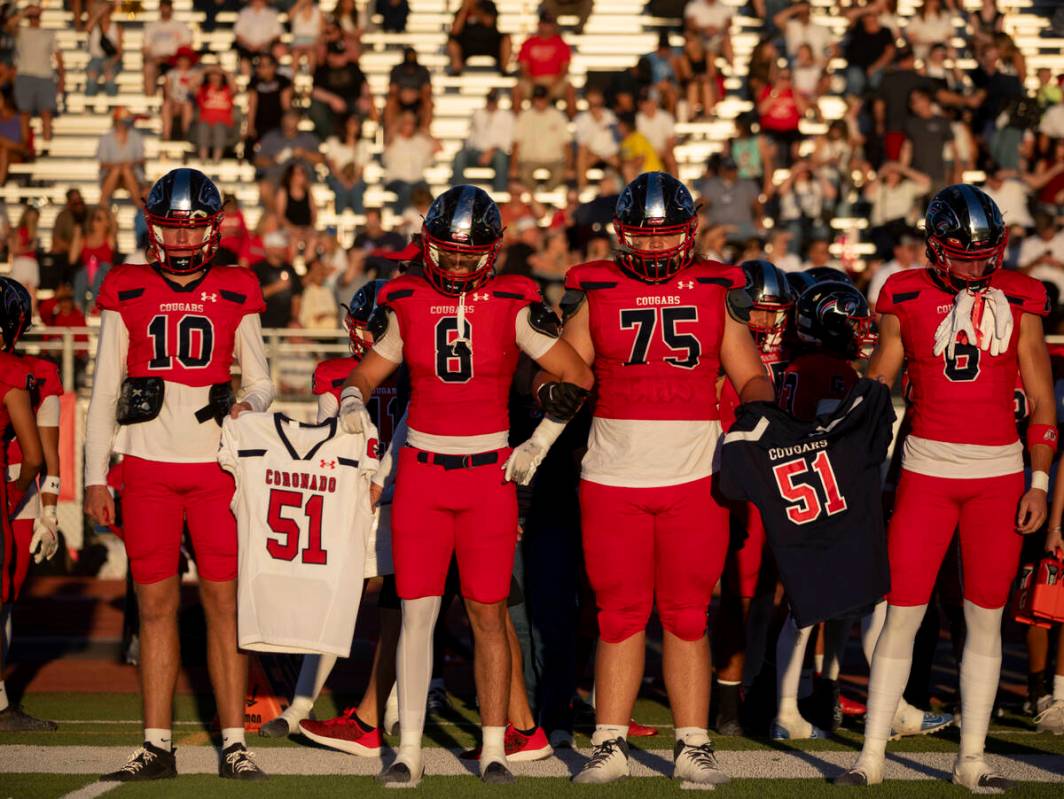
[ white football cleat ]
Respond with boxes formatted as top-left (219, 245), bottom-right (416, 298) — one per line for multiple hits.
top-left (572, 737), bottom-right (629, 785)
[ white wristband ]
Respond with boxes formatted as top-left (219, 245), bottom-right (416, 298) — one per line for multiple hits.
top-left (42, 475), bottom-right (60, 496)
top-left (340, 386), bottom-right (364, 404)
top-left (1032, 470), bottom-right (1050, 492)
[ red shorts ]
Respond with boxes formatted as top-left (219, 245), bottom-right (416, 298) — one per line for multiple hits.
top-left (887, 469), bottom-right (1024, 609)
top-left (580, 476), bottom-right (730, 643)
top-left (722, 501), bottom-right (767, 600)
top-left (121, 456), bottom-right (237, 585)
top-left (391, 447), bottom-right (517, 604)
top-left (1, 518), bottom-right (33, 604)
top-left (884, 131), bottom-right (907, 162)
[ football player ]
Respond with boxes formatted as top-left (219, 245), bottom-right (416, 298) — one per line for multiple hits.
top-left (340, 185), bottom-right (593, 785)
top-left (838, 186), bottom-right (1055, 790)
top-left (259, 279), bottom-right (404, 754)
top-left (541, 172), bottom-right (775, 787)
top-left (84, 169), bottom-right (274, 781)
top-left (714, 259), bottom-right (795, 735)
top-left (0, 278), bottom-right (48, 732)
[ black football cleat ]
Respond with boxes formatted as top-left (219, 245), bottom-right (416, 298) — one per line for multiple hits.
top-left (0, 705), bottom-right (58, 732)
top-left (481, 760), bottom-right (516, 784)
top-left (219, 743), bottom-right (268, 781)
top-left (101, 742), bottom-right (177, 781)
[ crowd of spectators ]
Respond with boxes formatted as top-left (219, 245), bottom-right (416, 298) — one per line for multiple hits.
top-left (0, 0), bottom-right (1059, 341)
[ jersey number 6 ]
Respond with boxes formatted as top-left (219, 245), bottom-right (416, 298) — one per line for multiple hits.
top-left (435, 317), bottom-right (473, 383)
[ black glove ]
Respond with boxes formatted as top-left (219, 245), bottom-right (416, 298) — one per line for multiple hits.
top-left (536, 381), bottom-right (590, 421)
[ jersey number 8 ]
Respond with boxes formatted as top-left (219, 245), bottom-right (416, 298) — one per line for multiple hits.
top-left (435, 317), bottom-right (473, 383)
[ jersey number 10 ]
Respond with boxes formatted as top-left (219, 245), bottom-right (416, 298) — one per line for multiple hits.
top-left (266, 489), bottom-right (327, 564)
top-left (772, 450), bottom-right (848, 525)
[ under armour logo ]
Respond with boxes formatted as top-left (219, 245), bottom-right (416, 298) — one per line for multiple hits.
top-left (678, 281), bottom-right (694, 289)
top-left (319, 459), bottom-right (336, 470)
top-left (201, 292), bottom-right (217, 302)
top-left (472, 292), bottom-right (489, 302)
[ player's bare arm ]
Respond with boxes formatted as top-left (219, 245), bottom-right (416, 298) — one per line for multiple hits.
top-left (531, 292), bottom-right (594, 399)
top-left (720, 312), bottom-right (775, 403)
top-left (866, 312), bottom-right (904, 388)
top-left (6, 389), bottom-right (42, 493)
top-left (1016, 312), bottom-right (1054, 534)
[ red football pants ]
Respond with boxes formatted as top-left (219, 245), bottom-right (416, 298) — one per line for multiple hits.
top-left (887, 469), bottom-right (1025, 609)
top-left (121, 456), bottom-right (238, 585)
top-left (391, 447), bottom-right (517, 604)
top-left (580, 476), bottom-right (729, 643)
top-left (1, 519), bottom-right (33, 604)
top-left (722, 501), bottom-right (767, 600)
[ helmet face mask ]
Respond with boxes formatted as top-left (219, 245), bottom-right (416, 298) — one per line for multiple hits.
top-left (145, 169), bottom-right (224, 275)
top-left (729, 259), bottom-right (794, 351)
top-left (613, 172), bottom-right (699, 283)
top-left (342, 279), bottom-right (387, 357)
top-left (421, 185), bottom-right (502, 296)
top-left (796, 280), bottom-right (877, 360)
top-left (0, 276), bottom-right (31, 352)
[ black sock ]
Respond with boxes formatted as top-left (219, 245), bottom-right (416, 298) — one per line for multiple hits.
top-left (1028, 670), bottom-right (1047, 699)
top-left (353, 711), bottom-right (377, 732)
top-left (716, 681), bottom-right (741, 721)
top-left (514, 724), bottom-right (538, 737)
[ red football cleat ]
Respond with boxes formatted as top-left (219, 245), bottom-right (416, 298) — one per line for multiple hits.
top-left (299, 708), bottom-right (382, 757)
top-left (839, 695), bottom-right (867, 717)
top-left (460, 724), bottom-right (554, 762)
top-left (627, 718), bottom-right (658, 737)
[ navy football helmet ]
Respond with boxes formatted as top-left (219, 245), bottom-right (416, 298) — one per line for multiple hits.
top-left (728, 259), bottom-right (795, 351)
top-left (0, 276), bottom-right (31, 352)
top-left (613, 172), bottom-right (699, 283)
top-left (795, 280), bottom-right (877, 359)
top-left (421, 185), bottom-right (502, 296)
top-left (924, 184), bottom-right (1007, 292)
top-left (342, 279), bottom-right (388, 357)
top-left (144, 168), bottom-right (224, 275)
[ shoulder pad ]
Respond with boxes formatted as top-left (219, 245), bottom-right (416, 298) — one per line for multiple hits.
top-left (993, 270), bottom-right (1050, 317)
top-left (32, 357), bottom-right (62, 399)
top-left (96, 264), bottom-right (140, 312)
top-left (560, 289), bottom-right (586, 322)
top-left (368, 305), bottom-right (394, 341)
top-left (312, 357), bottom-right (354, 396)
top-left (565, 260), bottom-right (619, 292)
top-left (527, 301), bottom-right (561, 338)
top-left (693, 260), bottom-right (746, 290)
top-left (380, 274), bottom-right (421, 304)
top-left (493, 274), bottom-right (543, 304)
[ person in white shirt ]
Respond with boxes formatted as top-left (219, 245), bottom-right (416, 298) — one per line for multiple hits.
top-left (450, 89), bottom-right (514, 193)
top-left (382, 112), bottom-right (439, 213)
top-left (684, 0), bottom-right (735, 64)
top-left (510, 85), bottom-right (571, 190)
top-left (774, 1), bottom-right (833, 63)
top-left (635, 91), bottom-right (677, 175)
top-left (1020, 213), bottom-right (1064, 298)
top-left (867, 233), bottom-right (920, 311)
top-left (982, 166), bottom-right (1033, 230)
top-left (141, 0), bottom-right (191, 96)
top-left (573, 87), bottom-right (619, 188)
top-left (235, 0), bottom-right (284, 74)
top-left (325, 115), bottom-right (372, 214)
top-left (903, 0), bottom-right (955, 62)
top-left (10, 4), bottom-right (64, 142)
top-left (1039, 102), bottom-right (1064, 140)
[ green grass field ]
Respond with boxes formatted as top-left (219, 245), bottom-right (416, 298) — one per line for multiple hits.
top-left (2, 692), bottom-right (1062, 798)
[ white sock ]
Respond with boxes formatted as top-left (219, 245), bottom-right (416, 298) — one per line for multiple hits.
top-left (775, 616), bottom-right (812, 719)
top-left (222, 727), bottom-right (245, 749)
top-left (286, 653), bottom-right (337, 721)
top-left (1054, 674), bottom-right (1064, 702)
top-left (859, 604), bottom-right (926, 765)
top-left (958, 601), bottom-right (1003, 760)
top-left (675, 726), bottom-right (710, 747)
top-left (860, 601), bottom-right (887, 667)
top-left (396, 596), bottom-right (442, 768)
top-left (813, 653), bottom-right (824, 675)
top-left (591, 723), bottom-right (628, 745)
top-left (145, 728), bottom-right (172, 750)
top-left (481, 724), bottom-right (507, 766)
top-left (0, 680), bottom-right (9, 713)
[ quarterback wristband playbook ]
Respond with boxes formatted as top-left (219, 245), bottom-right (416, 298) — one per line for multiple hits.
top-left (116, 377), bottom-right (164, 424)
top-left (1027, 423), bottom-right (1059, 455)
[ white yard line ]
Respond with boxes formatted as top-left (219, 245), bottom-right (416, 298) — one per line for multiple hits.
top-left (57, 783), bottom-right (119, 799)
top-left (2, 746), bottom-right (1062, 782)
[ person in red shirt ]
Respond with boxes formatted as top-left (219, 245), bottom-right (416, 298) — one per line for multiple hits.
top-left (757, 68), bottom-right (808, 165)
top-left (196, 65), bottom-right (236, 162)
top-left (513, 10), bottom-right (575, 117)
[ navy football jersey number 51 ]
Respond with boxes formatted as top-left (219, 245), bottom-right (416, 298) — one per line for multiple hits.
top-left (772, 450), bottom-right (848, 525)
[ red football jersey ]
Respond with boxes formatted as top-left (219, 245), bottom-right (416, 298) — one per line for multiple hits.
top-left (312, 356), bottom-right (402, 449)
top-left (0, 351), bottom-right (29, 433)
top-left (719, 345), bottom-right (791, 431)
top-left (778, 352), bottom-right (858, 421)
top-left (379, 272), bottom-right (543, 438)
top-left (7, 354), bottom-right (62, 467)
top-left (566, 258), bottom-right (744, 422)
top-left (876, 268), bottom-right (1048, 446)
top-left (96, 264), bottom-right (266, 387)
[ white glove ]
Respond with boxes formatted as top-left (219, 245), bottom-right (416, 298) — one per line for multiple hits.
top-left (933, 289), bottom-right (978, 359)
top-left (339, 386), bottom-right (372, 434)
top-left (30, 506), bottom-right (59, 564)
top-left (977, 287), bottom-right (1014, 357)
top-left (502, 417), bottom-right (567, 486)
